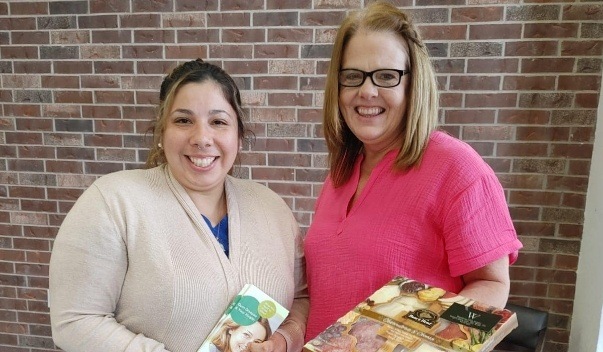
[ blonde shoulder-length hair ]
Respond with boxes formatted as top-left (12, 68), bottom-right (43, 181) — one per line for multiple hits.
top-left (324, 0), bottom-right (439, 187)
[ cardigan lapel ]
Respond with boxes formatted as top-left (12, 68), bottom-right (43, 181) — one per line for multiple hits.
top-left (162, 166), bottom-right (242, 296)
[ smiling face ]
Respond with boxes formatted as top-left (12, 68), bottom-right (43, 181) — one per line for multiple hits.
top-left (339, 30), bottom-right (411, 155)
top-left (162, 80), bottom-right (240, 197)
top-left (228, 321), bottom-right (268, 352)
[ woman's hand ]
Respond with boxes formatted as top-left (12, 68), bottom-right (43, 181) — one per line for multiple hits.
top-left (247, 332), bottom-right (287, 352)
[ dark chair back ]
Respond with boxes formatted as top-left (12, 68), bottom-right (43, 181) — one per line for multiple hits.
top-left (494, 303), bottom-right (549, 352)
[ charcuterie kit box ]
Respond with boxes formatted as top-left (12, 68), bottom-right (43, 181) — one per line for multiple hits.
top-left (303, 276), bottom-right (517, 352)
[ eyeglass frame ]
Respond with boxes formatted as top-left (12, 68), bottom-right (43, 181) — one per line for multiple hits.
top-left (338, 68), bottom-right (411, 88)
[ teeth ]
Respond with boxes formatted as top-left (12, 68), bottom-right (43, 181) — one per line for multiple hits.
top-left (357, 107), bottom-right (383, 116)
top-left (190, 156), bottom-right (215, 167)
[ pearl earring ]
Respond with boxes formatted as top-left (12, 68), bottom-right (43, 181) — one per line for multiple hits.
top-left (158, 143), bottom-right (162, 148)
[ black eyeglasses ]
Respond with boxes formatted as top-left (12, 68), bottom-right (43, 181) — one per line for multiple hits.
top-left (338, 68), bottom-right (411, 88)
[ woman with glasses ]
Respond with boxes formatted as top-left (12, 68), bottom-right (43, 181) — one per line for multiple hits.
top-left (303, 1), bottom-right (522, 340)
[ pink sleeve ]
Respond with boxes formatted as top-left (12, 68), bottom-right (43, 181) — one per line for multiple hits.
top-left (443, 172), bottom-right (522, 277)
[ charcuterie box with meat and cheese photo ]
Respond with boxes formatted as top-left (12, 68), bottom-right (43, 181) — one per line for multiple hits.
top-left (303, 276), bottom-right (517, 352)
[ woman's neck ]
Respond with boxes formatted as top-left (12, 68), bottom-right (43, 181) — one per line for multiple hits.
top-left (189, 186), bottom-right (227, 226)
top-left (361, 143), bottom-right (399, 175)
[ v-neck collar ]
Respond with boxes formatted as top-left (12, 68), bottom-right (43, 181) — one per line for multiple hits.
top-left (345, 150), bottom-right (398, 217)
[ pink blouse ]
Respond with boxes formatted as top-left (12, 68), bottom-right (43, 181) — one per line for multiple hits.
top-left (304, 131), bottom-right (522, 340)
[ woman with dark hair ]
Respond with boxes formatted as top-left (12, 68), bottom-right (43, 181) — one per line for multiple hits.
top-left (304, 1), bottom-right (522, 340)
top-left (49, 59), bottom-right (308, 352)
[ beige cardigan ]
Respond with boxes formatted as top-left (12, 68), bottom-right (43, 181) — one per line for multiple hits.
top-left (49, 165), bottom-right (308, 352)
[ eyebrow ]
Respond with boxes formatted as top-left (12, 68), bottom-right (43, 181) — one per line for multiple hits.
top-left (171, 108), bottom-right (233, 117)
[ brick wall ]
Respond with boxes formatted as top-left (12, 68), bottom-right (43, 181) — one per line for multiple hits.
top-left (0, 1), bottom-right (601, 351)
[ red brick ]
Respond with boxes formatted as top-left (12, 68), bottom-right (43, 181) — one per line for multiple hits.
top-left (255, 44), bottom-right (300, 59)
top-left (82, 106), bottom-right (122, 120)
top-left (559, 75), bottom-right (601, 91)
top-left (470, 24), bottom-right (522, 40)
top-left (90, 0), bottom-right (129, 13)
top-left (251, 167), bottom-right (294, 181)
top-left (91, 29), bottom-right (132, 43)
top-left (575, 92), bottom-right (600, 109)
top-left (268, 93), bottom-right (312, 106)
top-left (509, 206), bottom-right (540, 221)
top-left (449, 76), bottom-right (500, 90)
top-left (301, 76), bottom-right (326, 90)
top-left (439, 93), bottom-right (462, 108)
top-left (207, 12), bottom-right (250, 26)
top-left (13, 238), bottom-right (49, 251)
top-left (510, 281), bottom-right (548, 296)
top-left (498, 174), bottom-right (545, 189)
top-left (513, 221), bottom-right (555, 237)
top-left (166, 45), bottom-right (208, 60)
top-left (78, 15), bottom-right (118, 29)
top-left (4, 104), bottom-right (42, 119)
top-left (42, 105), bottom-right (81, 118)
top-left (420, 25), bottom-right (467, 40)
top-left (563, 4), bottom-right (603, 21)
top-left (520, 93), bottom-right (573, 108)
top-left (550, 143), bottom-right (593, 159)
top-left (503, 75), bottom-right (556, 90)
top-left (268, 28), bottom-right (312, 43)
top-left (505, 40), bottom-right (558, 56)
top-left (568, 160), bottom-right (591, 176)
top-left (15, 263), bottom-right (48, 276)
top-left (561, 193), bottom-right (585, 209)
top-left (94, 119), bottom-right (135, 134)
top-left (10, 2), bottom-right (48, 15)
top-left (452, 7), bottom-right (503, 22)
top-left (45, 161), bottom-right (84, 174)
top-left (41, 75), bottom-right (80, 89)
top-left (249, 108), bottom-right (296, 123)
top-left (561, 40), bottom-right (603, 57)
top-left (509, 266), bottom-right (535, 281)
top-left (16, 311), bottom-right (50, 324)
top-left (0, 321), bottom-right (27, 334)
top-left (53, 60), bottom-right (92, 74)
top-left (462, 125), bottom-right (512, 140)
top-left (10, 31), bottom-right (49, 44)
top-left (546, 175), bottom-right (589, 193)
top-left (209, 44), bottom-right (253, 59)
top-left (510, 190), bottom-right (562, 206)
top-left (85, 161), bottom-right (126, 175)
top-left (223, 28), bottom-right (265, 43)
top-left (121, 14), bottom-right (161, 28)
top-left (555, 254), bottom-right (579, 270)
top-left (251, 138), bottom-right (295, 152)
top-left (52, 30), bottom-right (90, 45)
top-left (466, 93), bottom-right (517, 107)
top-left (94, 90), bottom-right (136, 104)
top-left (13, 61), bottom-right (52, 74)
top-left (23, 226), bottom-right (58, 239)
top-left (1, 46), bottom-right (38, 59)
top-left (522, 58), bottom-right (575, 73)
top-left (524, 23), bottom-right (579, 39)
top-left (548, 284), bottom-right (576, 300)
top-left (122, 45), bottom-right (162, 59)
top-left (516, 126), bottom-right (570, 141)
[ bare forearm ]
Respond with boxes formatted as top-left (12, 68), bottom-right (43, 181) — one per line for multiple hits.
top-left (459, 256), bottom-right (511, 308)
top-left (459, 279), bottom-right (509, 308)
